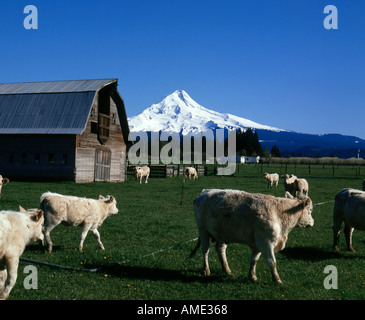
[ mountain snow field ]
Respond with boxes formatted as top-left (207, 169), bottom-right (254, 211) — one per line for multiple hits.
top-left (128, 90), bottom-right (285, 135)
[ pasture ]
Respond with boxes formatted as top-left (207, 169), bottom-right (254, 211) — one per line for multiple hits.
top-left (1, 164), bottom-right (365, 300)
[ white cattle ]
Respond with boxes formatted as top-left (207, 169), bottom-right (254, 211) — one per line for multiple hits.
top-left (333, 188), bottom-right (365, 252)
top-left (185, 167), bottom-right (198, 180)
top-left (263, 173), bottom-right (279, 188)
top-left (40, 192), bottom-right (118, 253)
top-left (189, 189), bottom-right (314, 283)
top-left (283, 174), bottom-right (297, 197)
top-left (0, 207), bottom-right (44, 300)
top-left (294, 178), bottom-right (309, 196)
top-left (134, 166), bottom-right (150, 184)
top-left (0, 175), bottom-right (9, 198)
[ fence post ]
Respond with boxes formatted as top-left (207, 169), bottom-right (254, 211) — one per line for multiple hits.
top-left (332, 166), bottom-right (335, 177)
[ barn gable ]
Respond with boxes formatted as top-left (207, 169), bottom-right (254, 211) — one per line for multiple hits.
top-left (0, 79), bottom-right (130, 182)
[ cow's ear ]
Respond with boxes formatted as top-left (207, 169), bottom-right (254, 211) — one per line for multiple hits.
top-left (109, 196), bottom-right (115, 203)
top-left (2, 178), bottom-right (9, 185)
top-left (302, 197), bottom-right (311, 208)
top-left (19, 205), bottom-right (27, 212)
top-left (99, 195), bottom-right (105, 200)
top-left (31, 210), bottom-right (44, 222)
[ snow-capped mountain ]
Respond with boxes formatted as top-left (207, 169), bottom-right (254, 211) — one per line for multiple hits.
top-left (128, 90), bottom-right (285, 135)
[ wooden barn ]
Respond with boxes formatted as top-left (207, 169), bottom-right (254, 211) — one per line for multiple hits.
top-left (0, 79), bottom-right (130, 182)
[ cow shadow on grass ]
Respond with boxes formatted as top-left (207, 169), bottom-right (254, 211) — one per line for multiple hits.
top-left (280, 246), bottom-right (362, 261)
top-left (87, 263), bottom-right (237, 284)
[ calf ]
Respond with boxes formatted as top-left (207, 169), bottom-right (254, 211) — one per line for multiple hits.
top-left (134, 166), bottom-right (150, 184)
top-left (333, 188), bottom-right (365, 252)
top-left (40, 192), bottom-right (118, 253)
top-left (263, 173), bottom-right (279, 188)
top-left (0, 207), bottom-right (44, 300)
top-left (283, 174), bottom-right (297, 197)
top-left (189, 189), bottom-right (314, 283)
top-left (294, 178), bottom-right (309, 196)
top-left (0, 175), bottom-right (9, 198)
top-left (185, 167), bottom-right (198, 180)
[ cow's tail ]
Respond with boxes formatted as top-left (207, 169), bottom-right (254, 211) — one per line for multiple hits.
top-left (187, 237), bottom-right (201, 260)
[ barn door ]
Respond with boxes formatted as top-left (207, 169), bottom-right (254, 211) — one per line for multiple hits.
top-left (95, 148), bottom-right (111, 181)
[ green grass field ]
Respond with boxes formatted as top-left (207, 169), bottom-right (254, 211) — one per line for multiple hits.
top-left (2, 164), bottom-right (365, 300)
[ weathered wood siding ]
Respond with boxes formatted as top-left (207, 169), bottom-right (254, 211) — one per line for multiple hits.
top-left (75, 87), bottom-right (126, 183)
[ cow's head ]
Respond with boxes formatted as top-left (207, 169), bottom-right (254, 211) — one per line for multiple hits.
top-left (19, 205), bottom-right (45, 242)
top-left (296, 196), bottom-right (314, 228)
top-left (0, 175), bottom-right (9, 197)
top-left (99, 195), bottom-right (119, 215)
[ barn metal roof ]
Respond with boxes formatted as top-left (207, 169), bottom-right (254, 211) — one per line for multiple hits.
top-left (0, 79), bottom-right (120, 135)
top-left (0, 79), bottom-right (117, 94)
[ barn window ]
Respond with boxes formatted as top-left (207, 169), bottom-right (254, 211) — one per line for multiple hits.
top-left (91, 107), bottom-right (95, 119)
top-left (91, 121), bottom-right (98, 134)
top-left (98, 113), bottom-right (110, 144)
top-left (48, 153), bottom-right (55, 166)
top-left (112, 113), bottom-right (116, 124)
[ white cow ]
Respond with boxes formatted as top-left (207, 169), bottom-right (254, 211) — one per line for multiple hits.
top-left (189, 189), bottom-right (314, 283)
top-left (282, 174), bottom-right (297, 197)
top-left (0, 175), bottom-right (9, 198)
top-left (185, 167), bottom-right (198, 180)
top-left (294, 178), bottom-right (309, 196)
top-left (333, 188), bottom-right (365, 252)
top-left (263, 173), bottom-right (279, 188)
top-left (0, 207), bottom-right (44, 300)
top-left (40, 192), bottom-right (118, 253)
top-left (134, 166), bottom-right (150, 184)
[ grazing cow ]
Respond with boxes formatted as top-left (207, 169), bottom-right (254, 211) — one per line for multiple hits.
top-left (40, 192), bottom-right (118, 253)
top-left (185, 167), bottom-right (198, 180)
top-left (0, 207), bottom-right (44, 300)
top-left (283, 174), bottom-right (297, 197)
top-left (0, 175), bottom-right (9, 198)
top-left (294, 178), bottom-right (309, 196)
top-left (189, 189), bottom-right (314, 283)
top-left (134, 166), bottom-right (150, 184)
top-left (263, 173), bottom-right (279, 188)
top-left (333, 188), bottom-right (365, 252)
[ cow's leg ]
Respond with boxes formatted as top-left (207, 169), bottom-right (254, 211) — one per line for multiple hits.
top-left (79, 224), bottom-right (92, 252)
top-left (91, 228), bottom-right (105, 251)
top-left (0, 257), bottom-right (19, 300)
top-left (145, 175), bottom-right (149, 183)
top-left (43, 223), bottom-right (58, 253)
top-left (344, 224), bottom-right (355, 252)
top-left (262, 245), bottom-right (282, 284)
top-left (249, 249), bottom-right (261, 282)
top-left (0, 268), bottom-right (7, 295)
top-left (199, 229), bottom-right (211, 276)
top-left (215, 242), bottom-right (232, 276)
top-left (332, 216), bottom-right (343, 251)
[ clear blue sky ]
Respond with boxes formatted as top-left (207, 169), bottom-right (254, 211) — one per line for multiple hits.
top-left (1, 0), bottom-right (365, 139)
